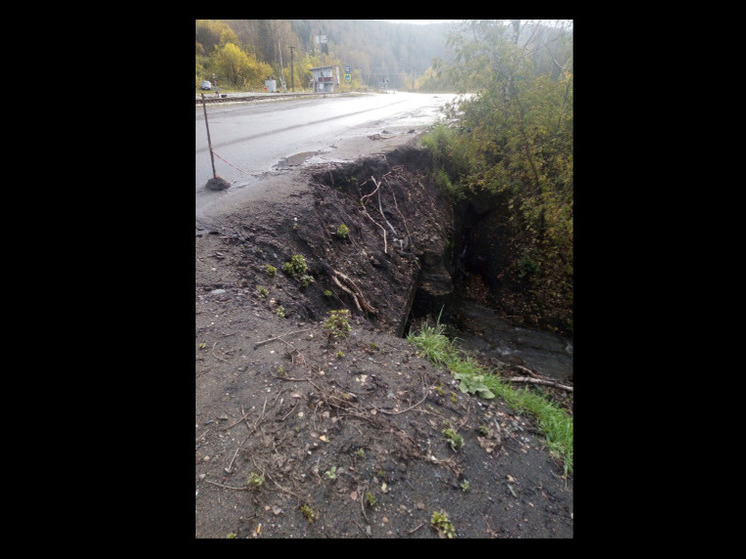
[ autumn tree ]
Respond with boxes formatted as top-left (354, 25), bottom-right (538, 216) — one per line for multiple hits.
top-left (425, 20), bottom-right (574, 332)
top-left (214, 42), bottom-right (273, 88)
top-left (196, 20), bottom-right (236, 54)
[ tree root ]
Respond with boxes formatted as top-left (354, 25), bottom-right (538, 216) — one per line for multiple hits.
top-left (331, 269), bottom-right (377, 315)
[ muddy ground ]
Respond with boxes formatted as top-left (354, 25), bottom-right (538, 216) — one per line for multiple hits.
top-left (195, 139), bottom-right (573, 539)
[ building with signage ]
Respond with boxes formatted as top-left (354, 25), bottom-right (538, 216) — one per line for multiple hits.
top-left (309, 66), bottom-right (338, 93)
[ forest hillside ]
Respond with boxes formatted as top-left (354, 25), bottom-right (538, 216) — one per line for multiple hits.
top-left (196, 19), bottom-right (456, 91)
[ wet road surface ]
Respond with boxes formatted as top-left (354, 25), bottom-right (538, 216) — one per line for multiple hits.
top-left (195, 92), bottom-right (458, 214)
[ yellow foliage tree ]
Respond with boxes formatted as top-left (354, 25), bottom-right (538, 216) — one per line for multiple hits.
top-left (214, 42), bottom-right (273, 90)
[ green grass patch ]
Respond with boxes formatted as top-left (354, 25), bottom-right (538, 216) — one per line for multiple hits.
top-left (407, 318), bottom-right (573, 476)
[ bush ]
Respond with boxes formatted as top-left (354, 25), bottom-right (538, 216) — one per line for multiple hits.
top-left (282, 254), bottom-right (308, 277)
top-left (421, 123), bottom-right (471, 197)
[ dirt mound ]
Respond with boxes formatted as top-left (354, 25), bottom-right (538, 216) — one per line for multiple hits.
top-left (195, 145), bottom-right (573, 538)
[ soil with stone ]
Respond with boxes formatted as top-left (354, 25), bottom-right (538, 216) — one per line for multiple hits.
top-left (195, 141), bottom-right (573, 539)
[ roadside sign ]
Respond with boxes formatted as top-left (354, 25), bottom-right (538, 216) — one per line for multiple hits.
top-left (344, 74), bottom-right (351, 82)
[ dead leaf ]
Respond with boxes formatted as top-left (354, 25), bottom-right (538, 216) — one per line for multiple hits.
top-left (477, 436), bottom-right (496, 454)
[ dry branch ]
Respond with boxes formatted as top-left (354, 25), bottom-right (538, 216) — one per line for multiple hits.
top-left (254, 328), bottom-right (312, 349)
top-left (508, 376), bottom-right (573, 392)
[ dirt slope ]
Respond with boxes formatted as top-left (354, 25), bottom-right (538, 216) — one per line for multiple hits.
top-left (195, 143), bottom-right (573, 539)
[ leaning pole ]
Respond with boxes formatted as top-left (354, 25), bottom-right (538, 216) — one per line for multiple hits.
top-left (201, 93), bottom-right (230, 191)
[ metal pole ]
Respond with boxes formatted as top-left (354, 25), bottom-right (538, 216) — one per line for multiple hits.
top-left (201, 93), bottom-right (217, 179)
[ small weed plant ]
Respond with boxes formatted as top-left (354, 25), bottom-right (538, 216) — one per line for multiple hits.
top-left (431, 510), bottom-right (456, 538)
top-left (442, 423), bottom-right (464, 451)
top-left (282, 254), bottom-right (308, 277)
top-left (264, 264), bottom-right (277, 278)
top-left (336, 224), bottom-right (349, 239)
top-left (300, 504), bottom-right (316, 523)
top-left (246, 472), bottom-right (264, 490)
top-left (323, 309), bottom-right (351, 338)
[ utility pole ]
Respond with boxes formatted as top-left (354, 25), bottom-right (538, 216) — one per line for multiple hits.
top-left (289, 46), bottom-right (295, 92)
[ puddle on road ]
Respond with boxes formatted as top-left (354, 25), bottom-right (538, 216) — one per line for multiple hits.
top-left (275, 151), bottom-right (322, 169)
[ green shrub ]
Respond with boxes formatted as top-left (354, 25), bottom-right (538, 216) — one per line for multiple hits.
top-left (323, 309), bottom-right (351, 338)
top-left (282, 254), bottom-right (308, 277)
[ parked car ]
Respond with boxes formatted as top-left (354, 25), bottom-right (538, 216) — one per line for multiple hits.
top-left (200, 80), bottom-right (212, 90)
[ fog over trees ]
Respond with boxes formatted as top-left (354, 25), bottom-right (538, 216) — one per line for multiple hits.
top-left (195, 19), bottom-right (571, 92)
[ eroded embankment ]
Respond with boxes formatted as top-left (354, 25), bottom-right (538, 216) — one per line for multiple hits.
top-left (196, 144), bottom-right (457, 337)
top-left (195, 144), bottom-right (574, 539)
top-left (304, 146), bottom-right (455, 335)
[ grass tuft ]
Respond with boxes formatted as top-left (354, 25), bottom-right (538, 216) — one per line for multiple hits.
top-left (407, 317), bottom-right (573, 476)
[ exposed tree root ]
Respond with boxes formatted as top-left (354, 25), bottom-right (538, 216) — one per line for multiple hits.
top-left (331, 269), bottom-right (377, 315)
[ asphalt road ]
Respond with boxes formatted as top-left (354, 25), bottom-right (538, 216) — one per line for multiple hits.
top-left (195, 92), bottom-right (459, 214)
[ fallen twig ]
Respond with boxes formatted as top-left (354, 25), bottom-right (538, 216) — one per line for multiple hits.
top-left (224, 435), bottom-right (248, 474)
top-left (408, 522), bottom-right (425, 534)
top-left (370, 385), bottom-right (430, 416)
top-left (211, 341), bottom-right (231, 363)
top-left (508, 376), bottom-right (574, 392)
top-left (204, 479), bottom-right (246, 491)
top-left (254, 328), bottom-right (311, 349)
top-left (515, 364), bottom-right (542, 378)
top-left (266, 472), bottom-right (303, 499)
top-left (359, 486), bottom-right (370, 523)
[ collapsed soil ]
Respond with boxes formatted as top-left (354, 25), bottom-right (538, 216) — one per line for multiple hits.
top-left (195, 142), bottom-right (573, 539)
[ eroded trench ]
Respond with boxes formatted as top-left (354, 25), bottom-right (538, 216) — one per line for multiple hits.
top-left (194, 142), bottom-right (572, 384)
top-left (308, 146), bottom-right (572, 381)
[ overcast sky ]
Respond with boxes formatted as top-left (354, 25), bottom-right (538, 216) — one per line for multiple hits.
top-left (380, 19), bottom-right (572, 27)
